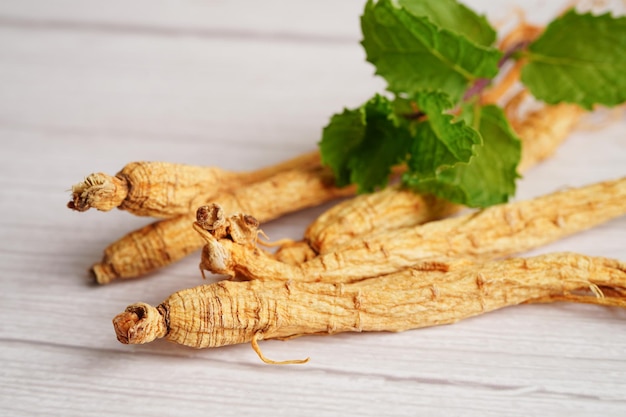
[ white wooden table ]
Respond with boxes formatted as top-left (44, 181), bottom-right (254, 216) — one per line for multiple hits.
top-left (1, 1), bottom-right (625, 416)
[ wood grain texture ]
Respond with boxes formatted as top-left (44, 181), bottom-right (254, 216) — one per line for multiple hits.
top-left (0, 0), bottom-right (625, 416)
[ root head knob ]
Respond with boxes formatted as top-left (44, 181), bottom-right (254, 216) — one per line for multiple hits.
top-left (196, 204), bottom-right (226, 231)
top-left (112, 303), bottom-right (167, 345)
top-left (68, 173), bottom-right (128, 212)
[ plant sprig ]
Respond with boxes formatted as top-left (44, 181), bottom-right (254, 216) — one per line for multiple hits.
top-left (319, 0), bottom-right (626, 208)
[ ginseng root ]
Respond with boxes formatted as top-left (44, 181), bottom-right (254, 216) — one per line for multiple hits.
top-left (277, 102), bottom-right (583, 263)
top-left (92, 166), bottom-right (355, 284)
top-left (68, 151), bottom-right (320, 218)
top-left (197, 177), bottom-right (626, 283)
top-left (113, 253), bottom-right (626, 363)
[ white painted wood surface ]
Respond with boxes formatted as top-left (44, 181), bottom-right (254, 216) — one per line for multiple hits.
top-left (0, 1), bottom-right (624, 416)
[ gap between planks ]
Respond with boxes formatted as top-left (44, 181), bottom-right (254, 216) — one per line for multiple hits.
top-left (0, 15), bottom-right (356, 44)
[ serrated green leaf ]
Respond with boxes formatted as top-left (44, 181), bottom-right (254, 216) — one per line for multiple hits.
top-left (319, 95), bottom-right (411, 193)
top-left (361, 0), bottom-right (501, 102)
top-left (406, 91), bottom-right (481, 179)
top-left (405, 104), bottom-right (521, 207)
top-left (522, 10), bottom-right (626, 109)
top-left (398, 0), bottom-right (496, 46)
top-left (318, 106), bottom-right (366, 187)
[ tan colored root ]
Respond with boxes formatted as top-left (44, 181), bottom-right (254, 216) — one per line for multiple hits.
top-left (198, 177), bottom-right (626, 283)
top-left (113, 253), bottom-right (626, 356)
top-left (293, 101), bottom-right (583, 260)
top-left (68, 151), bottom-right (320, 218)
top-left (92, 214), bottom-right (203, 284)
top-left (274, 241), bottom-right (318, 264)
top-left (303, 190), bottom-right (458, 255)
top-left (510, 102), bottom-right (584, 172)
top-left (92, 166), bottom-right (355, 284)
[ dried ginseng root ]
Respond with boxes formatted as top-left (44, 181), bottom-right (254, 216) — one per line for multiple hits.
top-left (197, 177), bottom-right (626, 283)
top-left (300, 189), bottom-right (458, 256)
top-left (92, 166), bottom-right (355, 284)
top-left (510, 103), bottom-right (584, 173)
top-left (275, 102), bottom-right (583, 263)
top-left (112, 253), bottom-right (626, 364)
top-left (68, 151), bottom-right (320, 218)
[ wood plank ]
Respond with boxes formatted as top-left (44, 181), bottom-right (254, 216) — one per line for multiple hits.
top-left (0, 26), bottom-right (383, 156)
top-left (1, 0), bottom-right (610, 39)
top-left (0, 0), bottom-right (365, 40)
top-left (2, 340), bottom-right (625, 417)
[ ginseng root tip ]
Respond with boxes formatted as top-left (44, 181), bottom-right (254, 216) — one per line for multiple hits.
top-left (90, 263), bottom-right (117, 285)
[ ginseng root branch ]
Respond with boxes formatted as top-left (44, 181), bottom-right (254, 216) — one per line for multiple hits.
top-left (197, 177), bottom-right (626, 283)
top-left (68, 151), bottom-right (321, 218)
top-left (113, 253), bottom-right (626, 363)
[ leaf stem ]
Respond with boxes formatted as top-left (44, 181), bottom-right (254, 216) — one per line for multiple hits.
top-left (463, 41), bottom-right (531, 103)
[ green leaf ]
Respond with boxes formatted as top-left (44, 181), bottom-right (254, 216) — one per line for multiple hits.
top-left (521, 10), bottom-right (626, 109)
top-left (319, 95), bottom-right (411, 193)
top-left (318, 106), bottom-right (366, 187)
top-left (361, 0), bottom-right (501, 102)
top-left (405, 104), bottom-right (521, 207)
top-left (406, 91), bottom-right (481, 179)
top-left (398, 0), bottom-right (496, 46)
